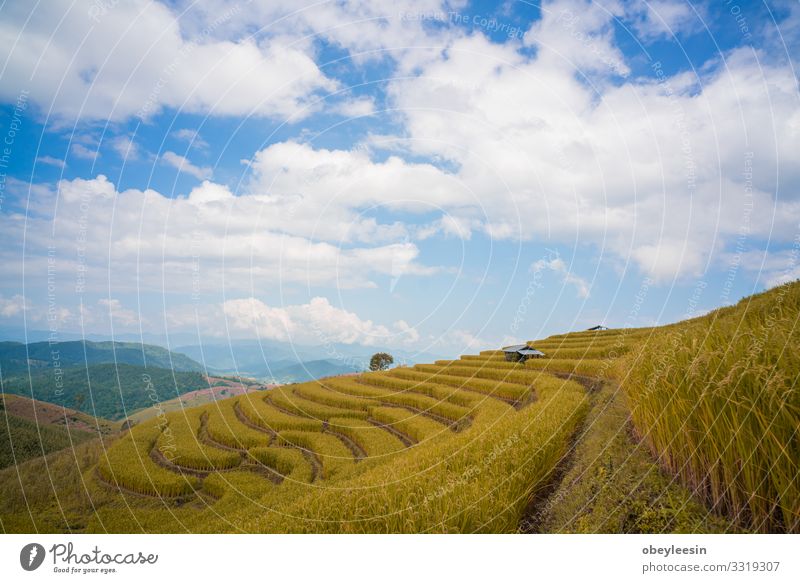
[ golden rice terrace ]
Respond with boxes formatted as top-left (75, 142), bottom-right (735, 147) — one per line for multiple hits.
top-left (1, 282), bottom-right (797, 533)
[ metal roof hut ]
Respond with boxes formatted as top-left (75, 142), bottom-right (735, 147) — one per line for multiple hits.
top-left (587, 325), bottom-right (609, 331)
top-left (502, 344), bottom-right (545, 363)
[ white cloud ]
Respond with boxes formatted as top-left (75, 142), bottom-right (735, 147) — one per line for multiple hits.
top-left (70, 143), bottom-right (98, 161)
top-left (531, 256), bottom-right (591, 298)
top-left (0, 0), bottom-right (338, 123)
top-left (720, 248), bottom-right (800, 290)
top-left (98, 298), bottom-right (139, 327)
top-left (525, 0), bottom-right (630, 76)
top-left (172, 129), bottom-right (209, 150)
top-left (109, 136), bottom-right (140, 161)
top-left (161, 151), bottom-right (212, 180)
top-left (625, 0), bottom-right (702, 39)
top-left (431, 328), bottom-right (494, 354)
top-left (0, 294), bottom-right (28, 317)
top-left (0, 175), bottom-right (438, 297)
top-left (377, 20), bottom-right (800, 280)
top-left (223, 296), bottom-right (419, 346)
top-left (331, 96), bottom-right (377, 118)
top-left (36, 155), bottom-right (66, 169)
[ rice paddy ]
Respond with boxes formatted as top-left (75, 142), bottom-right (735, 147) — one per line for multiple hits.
top-left (2, 283), bottom-right (797, 532)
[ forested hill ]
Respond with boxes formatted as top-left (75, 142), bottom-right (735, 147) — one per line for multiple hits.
top-left (1, 363), bottom-right (207, 420)
top-left (0, 340), bottom-right (203, 376)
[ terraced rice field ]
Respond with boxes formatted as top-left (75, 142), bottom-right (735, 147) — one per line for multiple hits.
top-left (88, 336), bottom-right (611, 532)
top-left (9, 285), bottom-right (794, 533)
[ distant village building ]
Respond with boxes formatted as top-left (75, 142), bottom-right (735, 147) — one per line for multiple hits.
top-left (587, 325), bottom-right (609, 331)
top-left (502, 344), bottom-right (545, 363)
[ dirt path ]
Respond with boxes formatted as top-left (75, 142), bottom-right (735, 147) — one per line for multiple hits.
top-left (368, 418), bottom-right (416, 448)
top-left (517, 379), bottom-right (601, 533)
top-left (552, 372), bottom-right (604, 392)
top-left (296, 447), bottom-right (322, 482)
top-left (149, 446), bottom-right (211, 478)
top-left (240, 461), bottom-right (285, 485)
top-left (380, 402), bottom-right (471, 432)
top-left (323, 426), bottom-right (367, 461)
top-left (233, 402), bottom-right (277, 442)
top-left (198, 412), bottom-right (249, 454)
top-left (93, 468), bottom-right (196, 501)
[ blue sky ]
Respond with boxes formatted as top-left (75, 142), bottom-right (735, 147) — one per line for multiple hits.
top-left (0, 0), bottom-right (798, 355)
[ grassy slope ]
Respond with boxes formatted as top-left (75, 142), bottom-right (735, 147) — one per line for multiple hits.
top-left (535, 382), bottom-right (732, 533)
top-left (0, 414), bottom-right (95, 470)
top-left (0, 394), bottom-right (112, 470)
top-left (1, 283), bottom-right (797, 533)
top-left (621, 282), bottom-right (800, 532)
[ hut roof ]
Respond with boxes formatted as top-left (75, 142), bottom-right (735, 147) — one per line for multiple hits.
top-left (502, 344), bottom-right (529, 352)
top-left (518, 348), bottom-right (545, 356)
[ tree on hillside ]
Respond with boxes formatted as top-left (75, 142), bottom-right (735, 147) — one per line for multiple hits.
top-left (369, 352), bottom-right (394, 371)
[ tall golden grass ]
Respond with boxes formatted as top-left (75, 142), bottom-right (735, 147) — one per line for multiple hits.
top-left (623, 282), bottom-right (800, 532)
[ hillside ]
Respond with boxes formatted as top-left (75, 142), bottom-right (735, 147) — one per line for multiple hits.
top-left (0, 282), bottom-right (797, 533)
top-left (0, 394), bottom-right (111, 469)
top-left (0, 340), bottom-right (204, 376)
top-left (0, 394), bottom-right (118, 434)
top-left (1, 364), bottom-right (208, 420)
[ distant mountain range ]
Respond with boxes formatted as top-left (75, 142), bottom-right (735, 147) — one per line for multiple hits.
top-left (0, 332), bottom-right (448, 387)
top-left (0, 339), bottom-right (203, 376)
top-left (268, 359), bottom-right (360, 383)
top-left (172, 339), bottom-right (446, 381)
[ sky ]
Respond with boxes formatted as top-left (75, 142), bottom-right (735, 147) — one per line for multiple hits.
top-left (0, 0), bottom-right (798, 356)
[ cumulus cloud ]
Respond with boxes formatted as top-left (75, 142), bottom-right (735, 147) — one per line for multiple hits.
top-left (331, 96), bottom-right (377, 118)
top-left (70, 143), bottom-right (99, 161)
top-left (0, 294), bottom-right (28, 317)
top-left (0, 175), bottom-right (438, 297)
top-left (223, 296), bottom-right (419, 346)
top-left (110, 136), bottom-right (140, 161)
top-left (379, 14), bottom-right (800, 280)
top-left (0, 0), bottom-right (338, 123)
top-left (36, 155), bottom-right (66, 169)
top-left (98, 298), bottom-right (139, 327)
top-left (431, 328), bottom-right (495, 354)
top-left (172, 129), bottom-right (209, 150)
top-left (532, 256), bottom-right (591, 298)
top-left (161, 151), bottom-right (212, 180)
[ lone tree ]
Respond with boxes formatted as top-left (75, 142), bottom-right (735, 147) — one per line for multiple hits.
top-left (369, 352), bottom-right (394, 371)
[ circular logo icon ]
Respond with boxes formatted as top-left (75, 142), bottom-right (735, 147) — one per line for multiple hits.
top-left (20, 543), bottom-right (46, 571)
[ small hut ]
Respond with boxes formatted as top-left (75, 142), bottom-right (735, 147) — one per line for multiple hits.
top-left (587, 325), bottom-right (609, 331)
top-left (502, 344), bottom-right (545, 363)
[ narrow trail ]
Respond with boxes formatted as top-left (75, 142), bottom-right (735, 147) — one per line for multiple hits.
top-left (379, 402), bottom-right (471, 432)
top-left (149, 447), bottom-right (211, 478)
top-left (517, 378), bottom-right (602, 533)
top-left (93, 468), bottom-right (194, 501)
top-left (198, 412), bottom-right (249, 454)
top-left (323, 424), bottom-right (367, 461)
top-left (240, 461), bottom-right (285, 485)
top-left (296, 447), bottom-right (322, 482)
top-left (264, 395), bottom-right (308, 418)
top-left (368, 418), bottom-right (416, 448)
top-left (233, 402), bottom-right (277, 442)
top-left (552, 372), bottom-right (604, 392)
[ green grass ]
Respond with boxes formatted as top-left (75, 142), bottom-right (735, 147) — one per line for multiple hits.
top-left (535, 382), bottom-right (733, 533)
